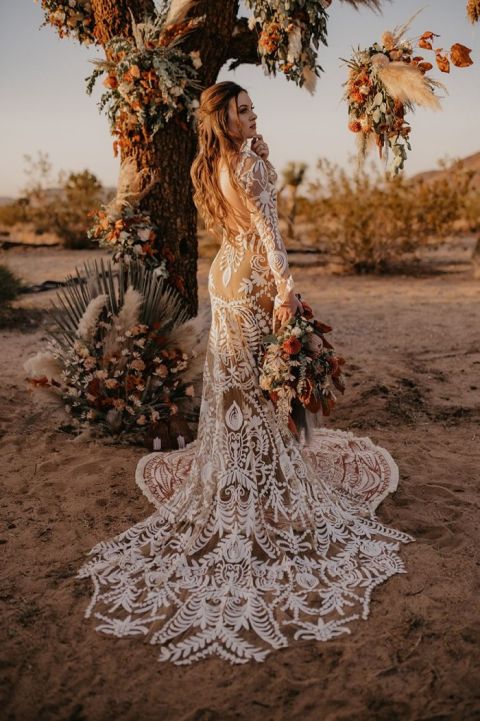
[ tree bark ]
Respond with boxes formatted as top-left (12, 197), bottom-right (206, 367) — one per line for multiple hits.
top-left (91, 0), bottom-right (242, 318)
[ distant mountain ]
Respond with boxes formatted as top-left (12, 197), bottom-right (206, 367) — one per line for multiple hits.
top-left (0, 196), bottom-right (15, 206)
top-left (411, 151), bottom-right (480, 188)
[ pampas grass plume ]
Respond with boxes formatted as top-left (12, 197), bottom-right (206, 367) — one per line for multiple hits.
top-left (378, 62), bottom-right (442, 110)
top-left (77, 294), bottom-right (107, 342)
top-left (24, 351), bottom-right (64, 405)
top-left (103, 286), bottom-right (143, 360)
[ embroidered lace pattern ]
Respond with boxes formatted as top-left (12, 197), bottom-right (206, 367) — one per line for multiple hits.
top-left (77, 142), bottom-right (415, 665)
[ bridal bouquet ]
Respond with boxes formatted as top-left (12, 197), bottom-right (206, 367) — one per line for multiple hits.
top-left (343, 15), bottom-right (473, 173)
top-left (259, 295), bottom-right (346, 438)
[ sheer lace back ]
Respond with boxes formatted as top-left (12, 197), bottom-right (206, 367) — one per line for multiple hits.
top-left (77, 140), bottom-right (415, 666)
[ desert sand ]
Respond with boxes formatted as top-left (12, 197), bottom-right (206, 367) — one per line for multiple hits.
top-left (1, 238), bottom-right (479, 721)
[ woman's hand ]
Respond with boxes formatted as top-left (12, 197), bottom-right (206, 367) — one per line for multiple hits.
top-left (274, 292), bottom-right (303, 330)
top-left (251, 134), bottom-right (269, 161)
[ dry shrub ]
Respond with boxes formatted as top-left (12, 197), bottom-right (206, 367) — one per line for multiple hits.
top-left (0, 265), bottom-right (22, 306)
top-left (301, 157), bottom-right (477, 272)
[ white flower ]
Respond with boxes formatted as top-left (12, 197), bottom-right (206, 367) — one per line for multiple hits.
top-left (137, 228), bottom-right (151, 242)
top-left (189, 50), bottom-right (202, 69)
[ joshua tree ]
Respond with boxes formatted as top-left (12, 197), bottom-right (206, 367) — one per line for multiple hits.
top-left (38, 0), bottom-right (383, 316)
top-left (280, 161), bottom-right (308, 244)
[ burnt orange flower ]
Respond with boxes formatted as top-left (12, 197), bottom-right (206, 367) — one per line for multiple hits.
top-left (103, 74), bottom-right (118, 89)
top-left (350, 90), bottom-right (364, 104)
top-left (282, 337), bottom-right (302, 355)
top-left (348, 120), bottom-right (362, 133)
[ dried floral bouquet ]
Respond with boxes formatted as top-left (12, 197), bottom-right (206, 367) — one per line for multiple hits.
top-left (259, 295), bottom-right (346, 439)
top-left (25, 260), bottom-right (197, 446)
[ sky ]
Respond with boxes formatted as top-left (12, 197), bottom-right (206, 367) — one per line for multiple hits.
top-left (1, 0), bottom-right (479, 197)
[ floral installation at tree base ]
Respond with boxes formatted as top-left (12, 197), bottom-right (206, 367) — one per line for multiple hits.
top-left (343, 14), bottom-right (474, 173)
top-left (24, 259), bottom-right (198, 448)
top-left (259, 294), bottom-right (346, 441)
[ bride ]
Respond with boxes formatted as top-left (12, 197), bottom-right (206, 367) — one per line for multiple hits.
top-left (77, 80), bottom-right (415, 665)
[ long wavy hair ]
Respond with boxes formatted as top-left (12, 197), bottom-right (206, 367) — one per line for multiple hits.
top-left (190, 81), bottom-right (252, 243)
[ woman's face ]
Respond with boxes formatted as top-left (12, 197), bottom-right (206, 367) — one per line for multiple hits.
top-left (227, 91), bottom-right (257, 144)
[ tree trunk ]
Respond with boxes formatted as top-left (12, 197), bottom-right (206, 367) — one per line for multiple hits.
top-left (91, 0), bottom-right (241, 318)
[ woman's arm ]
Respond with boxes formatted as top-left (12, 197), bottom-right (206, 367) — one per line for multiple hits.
top-left (236, 150), bottom-right (296, 312)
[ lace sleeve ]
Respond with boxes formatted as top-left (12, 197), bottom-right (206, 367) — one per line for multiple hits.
top-left (236, 151), bottom-right (295, 309)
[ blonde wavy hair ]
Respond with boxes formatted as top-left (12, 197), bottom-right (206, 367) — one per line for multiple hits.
top-left (190, 80), bottom-right (252, 243)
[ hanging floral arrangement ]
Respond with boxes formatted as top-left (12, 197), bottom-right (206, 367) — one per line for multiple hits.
top-left (24, 260), bottom-right (198, 447)
top-left (245, 0), bottom-right (329, 94)
top-left (343, 14), bottom-right (474, 173)
top-left (37, 0), bottom-right (96, 45)
top-left (86, 12), bottom-right (204, 156)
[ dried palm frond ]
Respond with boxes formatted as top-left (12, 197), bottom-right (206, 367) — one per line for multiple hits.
top-left (467, 0), bottom-right (480, 23)
top-left (49, 259), bottom-right (190, 352)
top-left (377, 61), bottom-right (444, 110)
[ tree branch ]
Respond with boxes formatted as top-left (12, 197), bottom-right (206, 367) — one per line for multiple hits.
top-left (224, 17), bottom-right (260, 71)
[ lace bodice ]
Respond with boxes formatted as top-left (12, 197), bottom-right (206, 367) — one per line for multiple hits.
top-left (209, 141), bottom-right (295, 313)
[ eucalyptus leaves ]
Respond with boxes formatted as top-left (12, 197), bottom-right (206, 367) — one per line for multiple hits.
top-left (245, 0), bottom-right (329, 93)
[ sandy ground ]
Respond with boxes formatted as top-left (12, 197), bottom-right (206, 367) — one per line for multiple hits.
top-left (1, 239), bottom-right (480, 721)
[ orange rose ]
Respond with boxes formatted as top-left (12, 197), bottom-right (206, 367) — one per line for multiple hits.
top-left (103, 74), bottom-right (118, 89)
top-left (348, 120), bottom-right (362, 133)
top-left (282, 337), bottom-right (302, 355)
top-left (350, 90), bottom-right (364, 104)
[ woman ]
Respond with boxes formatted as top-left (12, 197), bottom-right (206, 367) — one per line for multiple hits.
top-left (77, 81), bottom-right (414, 666)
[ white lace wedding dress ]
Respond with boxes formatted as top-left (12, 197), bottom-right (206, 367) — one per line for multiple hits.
top-left (77, 140), bottom-right (415, 665)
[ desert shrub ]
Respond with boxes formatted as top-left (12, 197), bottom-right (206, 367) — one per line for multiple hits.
top-left (0, 199), bottom-right (29, 228)
top-left (0, 265), bottom-right (22, 305)
top-left (17, 152), bottom-right (109, 249)
top-left (302, 157), bottom-right (476, 272)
